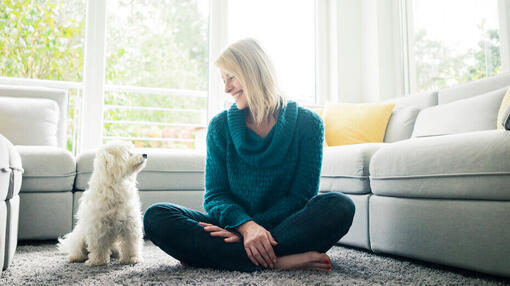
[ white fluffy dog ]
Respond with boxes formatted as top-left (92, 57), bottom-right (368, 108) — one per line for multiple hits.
top-left (58, 141), bottom-right (147, 266)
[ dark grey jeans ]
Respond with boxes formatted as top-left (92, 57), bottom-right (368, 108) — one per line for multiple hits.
top-left (143, 192), bottom-right (355, 272)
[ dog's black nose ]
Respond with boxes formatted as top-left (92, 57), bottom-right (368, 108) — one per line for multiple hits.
top-left (142, 154), bottom-right (147, 159)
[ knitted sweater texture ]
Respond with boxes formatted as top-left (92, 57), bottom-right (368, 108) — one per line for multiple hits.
top-left (203, 101), bottom-right (324, 230)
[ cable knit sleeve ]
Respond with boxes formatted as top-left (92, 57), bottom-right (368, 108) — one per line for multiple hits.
top-left (203, 113), bottom-right (254, 230)
top-left (253, 109), bottom-right (324, 227)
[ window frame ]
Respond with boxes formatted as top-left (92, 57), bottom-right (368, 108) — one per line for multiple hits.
top-left (80, 0), bottom-right (107, 151)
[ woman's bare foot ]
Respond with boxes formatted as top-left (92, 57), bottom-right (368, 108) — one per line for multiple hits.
top-left (274, 251), bottom-right (331, 272)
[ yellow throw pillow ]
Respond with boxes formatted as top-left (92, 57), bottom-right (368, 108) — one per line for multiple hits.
top-left (323, 103), bottom-right (395, 146)
top-left (497, 88), bottom-right (510, 130)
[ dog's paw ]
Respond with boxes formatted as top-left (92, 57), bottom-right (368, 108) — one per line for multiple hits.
top-left (68, 254), bottom-right (87, 263)
top-left (120, 256), bottom-right (143, 265)
top-left (85, 258), bottom-right (108, 266)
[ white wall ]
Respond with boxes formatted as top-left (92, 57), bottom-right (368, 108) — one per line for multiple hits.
top-left (329, 0), bottom-right (362, 103)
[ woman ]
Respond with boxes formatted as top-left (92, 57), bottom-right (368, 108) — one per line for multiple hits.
top-left (144, 38), bottom-right (355, 272)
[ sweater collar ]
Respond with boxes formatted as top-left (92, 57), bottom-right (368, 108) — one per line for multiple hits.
top-left (227, 101), bottom-right (298, 167)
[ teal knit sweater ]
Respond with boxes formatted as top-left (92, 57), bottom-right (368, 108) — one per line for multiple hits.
top-left (203, 101), bottom-right (324, 230)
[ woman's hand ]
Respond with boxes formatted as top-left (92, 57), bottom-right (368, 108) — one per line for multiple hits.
top-left (199, 222), bottom-right (242, 243)
top-left (237, 220), bottom-right (278, 268)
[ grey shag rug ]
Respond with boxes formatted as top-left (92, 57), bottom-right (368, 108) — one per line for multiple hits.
top-left (1, 240), bottom-right (509, 285)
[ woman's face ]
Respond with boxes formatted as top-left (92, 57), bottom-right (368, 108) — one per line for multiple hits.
top-left (221, 70), bottom-right (248, 110)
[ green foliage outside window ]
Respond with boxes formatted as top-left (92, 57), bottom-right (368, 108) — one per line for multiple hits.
top-left (414, 22), bottom-right (501, 92)
top-left (0, 0), bottom-right (85, 152)
top-left (0, 0), bottom-right (85, 81)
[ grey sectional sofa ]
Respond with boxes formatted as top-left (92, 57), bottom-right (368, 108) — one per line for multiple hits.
top-left (0, 73), bottom-right (509, 278)
top-left (321, 73), bottom-right (510, 278)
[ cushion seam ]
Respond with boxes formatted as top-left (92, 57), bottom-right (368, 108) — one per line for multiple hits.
top-left (371, 171), bottom-right (510, 180)
top-left (22, 174), bottom-right (76, 178)
top-left (321, 175), bottom-right (369, 179)
top-left (73, 188), bottom-right (205, 192)
top-left (75, 170), bottom-right (204, 174)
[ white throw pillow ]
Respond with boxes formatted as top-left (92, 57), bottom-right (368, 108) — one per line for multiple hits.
top-left (383, 106), bottom-right (420, 143)
top-left (412, 87), bottom-right (507, 138)
top-left (0, 97), bottom-right (60, 146)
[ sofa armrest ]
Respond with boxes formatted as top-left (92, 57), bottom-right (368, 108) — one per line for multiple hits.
top-left (0, 134), bottom-right (23, 200)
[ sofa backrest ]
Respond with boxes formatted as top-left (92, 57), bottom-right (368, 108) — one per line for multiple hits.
top-left (385, 90), bottom-right (438, 110)
top-left (412, 73), bottom-right (510, 138)
top-left (438, 73), bottom-right (510, 104)
top-left (0, 85), bottom-right (68, 148)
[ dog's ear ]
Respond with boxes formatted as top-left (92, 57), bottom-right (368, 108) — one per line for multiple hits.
top-left (103, 152), bottom-right (125, 180)
top-left (103, 153), bottom-right (114, 169)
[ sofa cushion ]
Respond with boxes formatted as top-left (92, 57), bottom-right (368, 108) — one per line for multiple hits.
top-left (0, 97), bottom-right (60, 146)
top-left (370, 130), bottom-right (510, 200)
top-left (0, 85), bottom-right (68, 148)
top-left (384, 106), bottom-right (420, 143)
top-left (15, 146), bottom-right (75, 192)
top-left (412, 87), bottom-right (507, 138)
top-left (320, 143), bottom-right (385, 194)
top-left (75, 148), bottom-right (205, 191)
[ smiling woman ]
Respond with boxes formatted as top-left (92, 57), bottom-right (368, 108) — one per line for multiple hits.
top-left (143, 37), bottom-right (356, 273)
top-left (221, 71), bottom-right (247, 109)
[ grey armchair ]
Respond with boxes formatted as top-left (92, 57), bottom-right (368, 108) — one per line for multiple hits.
top-left (0, 134), bottom-right (22, 272)
top-left (0, 85), bottom-right (75, 240)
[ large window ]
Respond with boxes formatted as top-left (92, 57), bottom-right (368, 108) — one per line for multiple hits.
top-left (103, 0), bottom-right (209, 149)
top-left (227, 0), bottom-right (316, 105)
top-left (0, 0), bottom-right (324, 153)
top-left (407, 0), bottom-right (502, 92)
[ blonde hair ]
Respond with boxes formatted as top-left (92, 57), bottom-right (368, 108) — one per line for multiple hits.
top-left (215, 38), bottom-right (287, 125)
